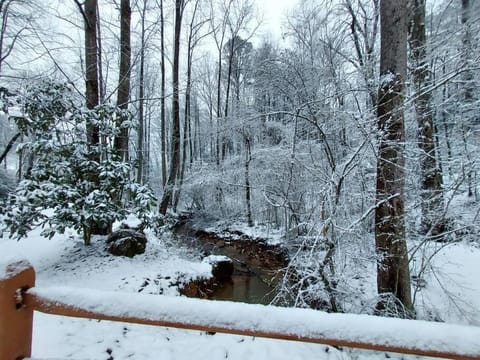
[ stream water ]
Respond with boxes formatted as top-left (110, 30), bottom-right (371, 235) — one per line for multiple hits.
top-left (211, 274), bottom-right (276, 305)
top-left (172, 214), bottom-right (288, 305)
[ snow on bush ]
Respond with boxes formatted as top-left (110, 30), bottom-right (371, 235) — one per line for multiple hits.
top-left (2, 80), bottom-right (156, 244)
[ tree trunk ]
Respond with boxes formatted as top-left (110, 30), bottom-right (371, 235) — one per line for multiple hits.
top-left (461, 0), bottom-right (475, 197)
top-left (194, 97), bottom-right (201, 161)
top-left (160, 0), bottom-right (167, 187)
top-left (83, 0), bottom-right (110, 238)
top-left (409, 0), bottom-right (445, 236)
top-left (114, 0), bottom-right (131, 162)
top-left (222, 37), bottom-right (235, 161)
top-left (137, 0), bottom-right (146, 184)
top-left (17, 135), bottom-right (23, 181)
top-left (96, 2), bottom-right (105, 103)
top-left (159, 0), bottom-right (183, 215)
top-left (84, 0), bottom-right (99, 136)
top-left (0, 132), bottom-right (20, 165)
top-left (216, 54), bottom-right (222, 166)
top-left (441, 55), bottom-right (453, 177)
top-left (145, 99), bottom-right (151, 181)
top-left (173, 33), bottom-right (193, 212)
top-left (375, 0), bottom-right (413, 316)
top-left (174, 0), bottom-right (201, 211)
top-left (188, 97), bottom-right (194, 165)
top-left (461, 0), bottom-right (474, 104)
top-left (245, 137), bottom-right (253, 227)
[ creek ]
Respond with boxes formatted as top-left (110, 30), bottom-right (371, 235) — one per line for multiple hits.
top-left (211, 274), bottom-right (276, 304)
top-left (172, 214), bottom-right (289, 305)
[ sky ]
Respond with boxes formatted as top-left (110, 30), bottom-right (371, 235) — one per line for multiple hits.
top-left (256, 0), bottom-right (296, 42)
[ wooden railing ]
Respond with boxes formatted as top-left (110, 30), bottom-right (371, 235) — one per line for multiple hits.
top-left (1, 260), bottom-right (480, 360)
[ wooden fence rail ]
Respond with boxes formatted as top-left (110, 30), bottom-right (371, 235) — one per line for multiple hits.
top-left (1, 260), bottom-right (480, 360)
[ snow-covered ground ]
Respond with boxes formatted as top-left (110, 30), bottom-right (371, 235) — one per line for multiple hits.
top-left (1, 222), bottom-right (480, 359)
top-left (412, 240), bottom-right (480, 326)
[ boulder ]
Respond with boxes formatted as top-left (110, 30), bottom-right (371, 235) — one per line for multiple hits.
top-left (107, 229), bottom-right (147, 258)
top-left (203, 255), bottom-right (234, 282)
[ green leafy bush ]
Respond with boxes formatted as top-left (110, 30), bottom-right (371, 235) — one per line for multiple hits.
top-left (3, 80), bottom-right (156, 244)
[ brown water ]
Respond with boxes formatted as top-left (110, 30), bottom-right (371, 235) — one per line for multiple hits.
top-left (172, 214), bottom-right (287, 305)
top-left (211, 274), bottom-right (276, 305)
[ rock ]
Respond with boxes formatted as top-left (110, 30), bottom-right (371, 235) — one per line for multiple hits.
top-left (203, 255), bottom-right (234, 282)
top-left (107, 229), bottom-right (147, 258)
top-left (179, 278), bottom-right (217, 298)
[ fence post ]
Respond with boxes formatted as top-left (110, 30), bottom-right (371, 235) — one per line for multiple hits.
top-left (0, 260), bottom-right (35, 360)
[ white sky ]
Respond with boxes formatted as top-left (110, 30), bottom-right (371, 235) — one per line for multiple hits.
top-left (256, 0), bottom-right (296, 41)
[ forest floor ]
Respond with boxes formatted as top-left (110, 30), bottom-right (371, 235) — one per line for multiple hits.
top-left (1, 216), bottom-right (479, 359)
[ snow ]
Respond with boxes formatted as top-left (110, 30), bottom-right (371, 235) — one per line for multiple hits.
top-left (2, 223), bottom-right (480, 359)
top-left (8, 105), bottom-right (23, 118)
top-left (116, 214), bottom-right (142, 230)
top-left (413, 241), bottom-right (480, 325)
top-left (31, 313), bottom-right (332, 360)
top-left (203, 254), bottom-right (232, 263)
top-left (204, 221), bottom-right (285, 245)
top-left (379, 71), bottom-right (397, 87)
top-left (0, 257), bottom-right (31, 280)
top-left (28, 285), bottom-right (480, 357)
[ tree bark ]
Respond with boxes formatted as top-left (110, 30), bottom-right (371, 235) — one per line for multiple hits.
top-left (84, 0), bottom-right (99, 140)
top-left (114, 0), bottom-right (131, 162)
top-left (82, 0), bottom-right (109, 238)
top-left (245, 137), bottom-right (253, 227)
top-left (222, 37), bottom-right (235, 160)
top-left (194, 98), bottom-right (201, 161)
top-left (375, 0), bottom-right (413, 316)
top-left (173, 15), bottom-right (193, 211)
top-left (216, 51), bottom-right (222, 166)
top-left (173, 0), bottom-right (203, 210)
top-left (159, 0), bottom-right (183, 215)
top-left (160, 0), bottom-right (167, 187)
top-left (0, 132), bottom-right (20, 165)
top-left (409, 0), bottom-right (445, 236)
top-left (461, 0), bottom-right (475, 197)
top-left (461, 0), bottom-right (474, 104)
top-left (96, 2), bottom-right (105, 103)
top-left (137, 0), bottom-right (146, 183)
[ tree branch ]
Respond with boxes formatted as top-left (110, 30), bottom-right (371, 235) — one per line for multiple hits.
top-left (0, 131), bottom-right (20, 164)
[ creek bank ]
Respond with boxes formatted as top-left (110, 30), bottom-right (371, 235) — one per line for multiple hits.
top-left (173, 214), bottom-right (289, 304)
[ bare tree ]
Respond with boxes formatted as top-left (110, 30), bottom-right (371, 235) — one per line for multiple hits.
top-left (159, 0), bottom-right (184, 215)
top-left (174, 0), bottom-right (209, 211)
top-left (409, 0), bottom-right (445, 237)
top-left (196, 56), bottom-right (216, 162)
top-left (0, 0), bottom-right (22, 168)
top-left (210, 0), bottom-right (233, 165)
top-left (0, 0), bottom-right (34, 73)
top-left (221, 0), bottom-right (255, 160)
top-left (343, 0), bottom-right (379, 108)
top-left (375, 0), bottom-right (413, 315)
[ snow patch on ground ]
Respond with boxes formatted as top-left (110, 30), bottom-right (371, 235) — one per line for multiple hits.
top-left (203, 220), bottom-right (284, 245)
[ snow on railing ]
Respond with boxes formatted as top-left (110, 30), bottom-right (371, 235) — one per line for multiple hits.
top-left (1, 260), bottom-right (480, 360)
